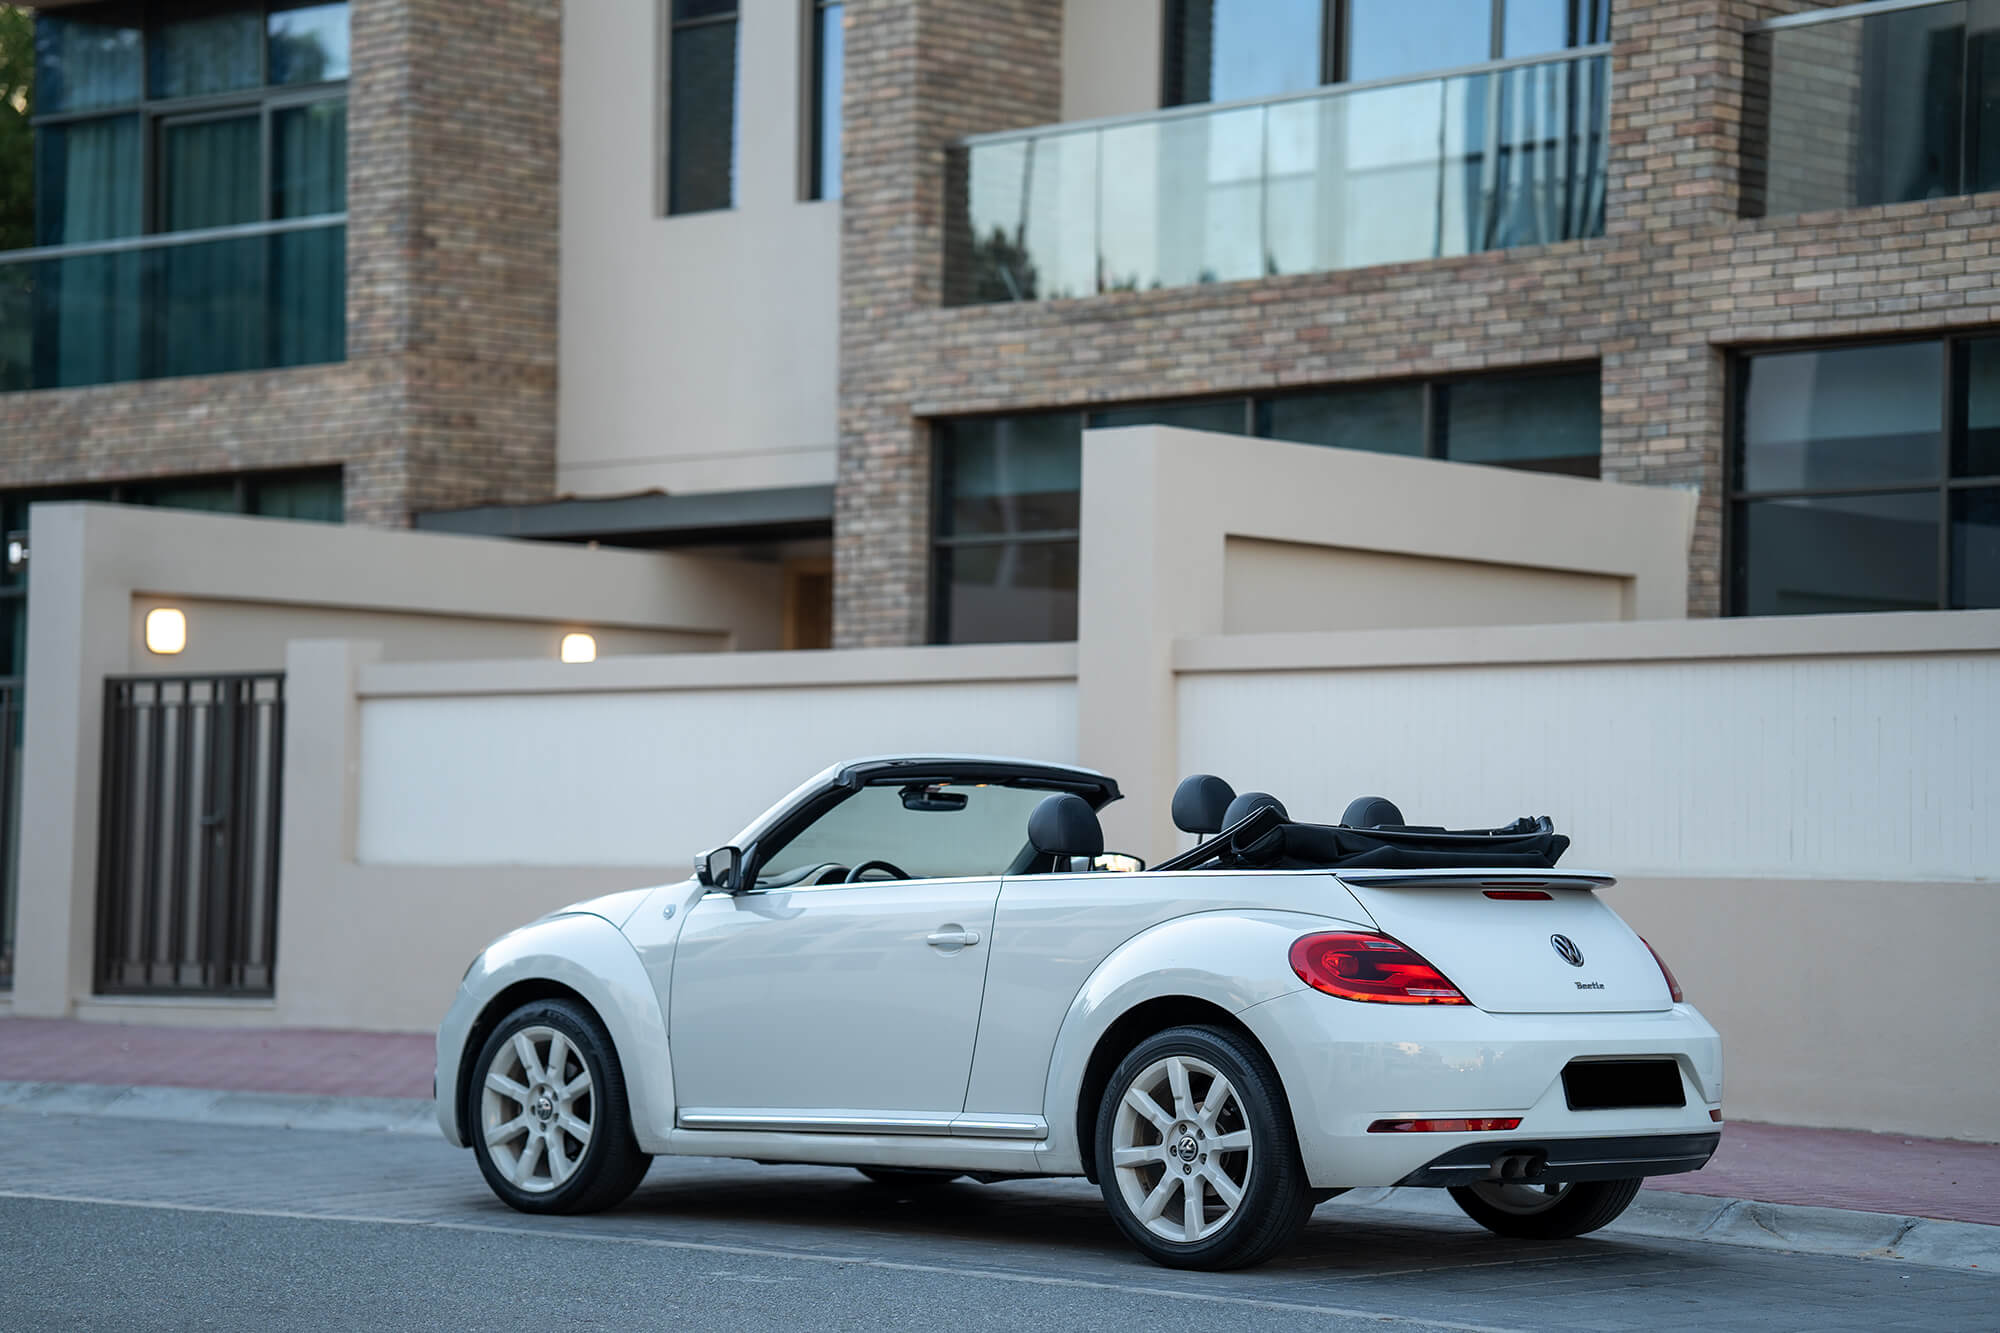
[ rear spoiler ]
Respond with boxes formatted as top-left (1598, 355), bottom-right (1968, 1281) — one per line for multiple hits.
top-left (1336, 869), bottom-right (1617, 891)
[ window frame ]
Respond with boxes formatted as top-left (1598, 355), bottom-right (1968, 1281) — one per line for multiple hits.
top-left (802, 0), bottom-right (843, 202)
top-left (1160, 0), bottom-right (1610, 105)
top-left (27, 1), bottom-right (350, 244)
top-left (929, 364), bottom-right (1603, 642)
top-left (1724, 331), bottom-right (2000, 615)
top-left (660, 0), bottom-right (741, 217)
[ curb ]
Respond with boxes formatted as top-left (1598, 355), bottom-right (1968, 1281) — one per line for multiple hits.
top-left (0, 1080), bottom-right (438, 1137)
top-left (6, 1081), bottom-right (1995, 1275)
top-left (1326, 1185), bottom-right (1998, 1275)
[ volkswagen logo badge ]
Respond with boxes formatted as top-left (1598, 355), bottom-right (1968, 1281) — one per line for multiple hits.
top-left (1550, 934), bottom-right (1585, 967)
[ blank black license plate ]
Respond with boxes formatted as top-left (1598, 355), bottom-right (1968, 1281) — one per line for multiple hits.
top-left (1562, 1060), bottom-right (1686, 1111)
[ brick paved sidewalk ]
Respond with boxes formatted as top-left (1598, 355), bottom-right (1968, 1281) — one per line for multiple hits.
top-left (3, 1017), bottom-right (1995, 1226)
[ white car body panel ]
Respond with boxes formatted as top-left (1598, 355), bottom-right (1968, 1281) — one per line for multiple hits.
top-left (438, 757), bottom-right (1724, 1203)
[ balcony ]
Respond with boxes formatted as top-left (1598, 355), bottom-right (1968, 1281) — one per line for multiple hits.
top-left (1745, 0), bottom-right (2000, 218)
top-left (944, 50), bottom-right (1609, 306)
top-left (0, 217), bottom-right (345, 394)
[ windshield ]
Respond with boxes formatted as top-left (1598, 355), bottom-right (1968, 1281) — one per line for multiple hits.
top-left (757, 781), bottom-right (1061, 883)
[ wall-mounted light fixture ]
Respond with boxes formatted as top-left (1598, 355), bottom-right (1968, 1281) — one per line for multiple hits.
top-left (3, 531), bottom-right (26, 575)
top-left (560, 632), bottom-right (597, 664)
top-left (144, 607), bottom-right (188, 656)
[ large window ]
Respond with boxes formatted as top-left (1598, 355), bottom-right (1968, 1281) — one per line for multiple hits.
top-left (1164, 0), bottom-right (1611, 104)
top-left (1, 1), bottom-right (347, 392)
top-left (1731, 337), bottom-right (2000, 615)
top-left (666, 0), bottom-right (738, 214)
top-left (806, 0), bottom-right (842, 201)
top-left (1747, 0), bottom-right (2000, 217)
top-left (932, 367), bottom-right (1600, 643)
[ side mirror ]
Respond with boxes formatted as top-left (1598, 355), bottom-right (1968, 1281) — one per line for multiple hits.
top-left (1093, 853), bottom-right (1145, 874)
top-left (697, 845), bottom-right (742, 890)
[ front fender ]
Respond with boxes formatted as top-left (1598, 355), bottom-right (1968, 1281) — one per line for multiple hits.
top-left (436, 913), bottom-right (675, 1153)
top-left (1035, 908), bottom-right (1366, 1175)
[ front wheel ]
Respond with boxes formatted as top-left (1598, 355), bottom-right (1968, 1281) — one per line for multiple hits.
top-left (1094, 1025), bottom-right (1314, 1270)
top-left (469, 998), bottom-right (652, 1215)
top-left (1447, 1177), bottom-right (1643, 1239)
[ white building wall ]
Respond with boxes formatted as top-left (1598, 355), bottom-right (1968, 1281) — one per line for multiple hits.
top-left (558, 1), bottom-right (840, 497)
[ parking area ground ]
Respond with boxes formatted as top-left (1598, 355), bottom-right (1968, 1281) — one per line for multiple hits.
top-left (2, 1110), bottom-right (1995, 1332)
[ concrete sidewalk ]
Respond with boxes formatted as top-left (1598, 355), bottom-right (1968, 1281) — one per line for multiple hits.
top-left (4, 1016), bottom-right (1996, 1228)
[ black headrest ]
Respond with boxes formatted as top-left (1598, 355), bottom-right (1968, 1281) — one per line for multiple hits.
top-left (1028, 793), bottom-right (1103, 859)
top-left (1342, 796), bottom-right (1405, 829)
top-left (1171, 774), bottom-right (1236, 834)
top-left (1223, 791), bottom-right (1287, 826)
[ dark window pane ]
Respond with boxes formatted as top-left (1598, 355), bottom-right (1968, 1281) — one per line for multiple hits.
top-left (160, 115), bottom-right (262, 230)
top-left (937, 414), bottom-right (1081, 538)
top-left (811, 2), bottom-right (844, 200)
top-left (1347, 0), bottom-right (1491, 82)
top-left (1502, 0), bottom-right (1570, 57)
top-left (251, 471), bottom-right (343, 522)
top-left (674, 0), bottom-right (736, 18)
top-left (934, 541), bottom-right (1079, 644)
top-left (1759, 4), bottom-right (1965, 215)
top-left (269, 2), bottom-right (350, 85)
top-left (273, 100), bottom-right (348, 216)
top-left (1258, 384), bottom-right (1426, 455)
top-left (669, 18), bottom-right (738, 213)
top-left (35, 115), bottom-right (143, 245)
top-left (1440, 371), bottom-right (1600, 476)
top-left (33, 10), bottom-right (142, 113)
top-left (1088, 400), bottom-right (1248, 434)
top-left (1739, 342), bottom-right (1942, 492)
top-left (0, 600), bottom-right (20, 677)
top-left (151, 10), bottom-right (263, 100)
top-left (1959, 337), bottom-right (2000, 477)
top-left (1164, 0), bottom-right (1322, 106)
top-left (156, 232), bottom-right (268, 378)
top-left (128, 477), bottom-right (241, 512)
top-left (270, 224), bottom-right (346, 367)
top-left (1952, 487), bottom-right (2000, 607)
top-left (1973, 1), bottom-right (2000, 192)
top-left (32, 249), bottom-right (143, 387)
top-left (1735, 492), bottom-right (1940, 616)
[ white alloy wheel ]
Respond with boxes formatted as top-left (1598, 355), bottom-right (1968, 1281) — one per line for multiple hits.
top-left (1110, 1054), bottom-right (1255, 1244)
top-left (1463, 1181), bottom-right (1575, 1215)
top-left (481, 1024), bottom-right (594, 1194)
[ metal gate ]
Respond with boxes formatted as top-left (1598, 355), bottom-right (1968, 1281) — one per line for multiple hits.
top-left (95, 673), bottom-right (286, 996)
top-left (0, 681), bottom-right (20, 991)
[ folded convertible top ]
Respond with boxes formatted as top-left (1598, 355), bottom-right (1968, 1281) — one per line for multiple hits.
top-left (1155, 808), bottom-right (1569, 873)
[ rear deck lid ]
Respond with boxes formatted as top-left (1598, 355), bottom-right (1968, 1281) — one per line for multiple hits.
top-left (1335, 870), bottom-right (1673, 1014)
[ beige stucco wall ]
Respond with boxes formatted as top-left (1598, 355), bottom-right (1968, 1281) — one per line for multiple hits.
top-left (1222, 538), bottom-right (1629, 635)
top-left (557, 1), bottom-right (840, 497)
top-left (1062, 0), bottom-right (1163, 119)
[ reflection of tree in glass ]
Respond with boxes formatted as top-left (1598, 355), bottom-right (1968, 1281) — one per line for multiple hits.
top-left (271, 31), bottom-right (331, 84)
top-left (970, 225), bottom-right (1038, 303)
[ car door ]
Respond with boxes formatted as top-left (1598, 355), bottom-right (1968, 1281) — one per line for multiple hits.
top-left (667, 875), bottom-right (1000, 1127)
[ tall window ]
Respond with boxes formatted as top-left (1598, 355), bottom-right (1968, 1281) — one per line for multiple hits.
top-left (667, 0), bottom-right (738, 214)
top-left (807, 0), bottom-right (843, 200)
top-left (3, 1), bottom-right (348, 392)
top-left (1164, 0), bottom-right (1611, 105)
top-left (931, 367), bottom-right (1600, 643)
top-left (1732, 337), bottom-right (2000, 615)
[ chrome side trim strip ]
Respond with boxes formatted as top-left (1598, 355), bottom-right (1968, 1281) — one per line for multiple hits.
top-left (677, 1109), bottom-right (1051, 1140)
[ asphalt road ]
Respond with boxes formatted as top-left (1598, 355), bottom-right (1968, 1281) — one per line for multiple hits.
top-left (1, 1112), bottom-right (1993, 1332)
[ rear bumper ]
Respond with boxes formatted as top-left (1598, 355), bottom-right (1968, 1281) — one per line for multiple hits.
top-left (1237, 988), bottom-right (1724, 1189)
top-left (1395, 1130), bottom-right (1722, 1186)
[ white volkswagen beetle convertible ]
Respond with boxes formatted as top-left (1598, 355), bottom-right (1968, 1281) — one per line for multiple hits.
top-left (438, 755), bottom-right (1722, 1270)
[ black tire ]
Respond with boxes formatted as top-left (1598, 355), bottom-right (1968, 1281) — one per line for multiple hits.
top-left (468, 998), bottom-right (652, 1215)
top-left (1447, 1177), bottom-right (1643, 1239)
top-left (855, 1167), bottom-right (966, 1188)
top-left (1093, 1025), bottom-right (1314, 1270)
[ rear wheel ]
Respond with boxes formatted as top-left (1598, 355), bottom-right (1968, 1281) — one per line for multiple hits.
top-left (469, 998), bottom-right (652, 1215)
top-left (1447, 1178), bottom-right (1642, 1239)
top-left (1094, 1025), bottom-right (1314, 1270)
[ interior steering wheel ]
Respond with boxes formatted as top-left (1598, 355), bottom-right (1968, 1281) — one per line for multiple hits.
top-left (846, 859), bottom-right (912, 882)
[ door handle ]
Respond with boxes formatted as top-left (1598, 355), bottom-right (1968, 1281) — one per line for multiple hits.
top-left (926, 925), bottom-right (981, 951)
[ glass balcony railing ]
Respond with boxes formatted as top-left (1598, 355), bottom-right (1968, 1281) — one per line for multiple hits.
top-left (0, 216), bottom-right (345, 393)
top-left (945, 50), bottom-right (1608, 306)
top-left (1746, 0), bottom-right (2000, 218)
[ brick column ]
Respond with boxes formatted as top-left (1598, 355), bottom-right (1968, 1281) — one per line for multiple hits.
top-left (834, 0), bottom-right (1064, 648)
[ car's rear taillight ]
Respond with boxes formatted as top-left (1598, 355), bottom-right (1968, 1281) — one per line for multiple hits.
top-left (1368, 1117), bottom-right (1521, 1133)
top-left (1289, 932), bottom-right (1469, 1005)
top-left (1641, 936), bottom-right (1684, 1003)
